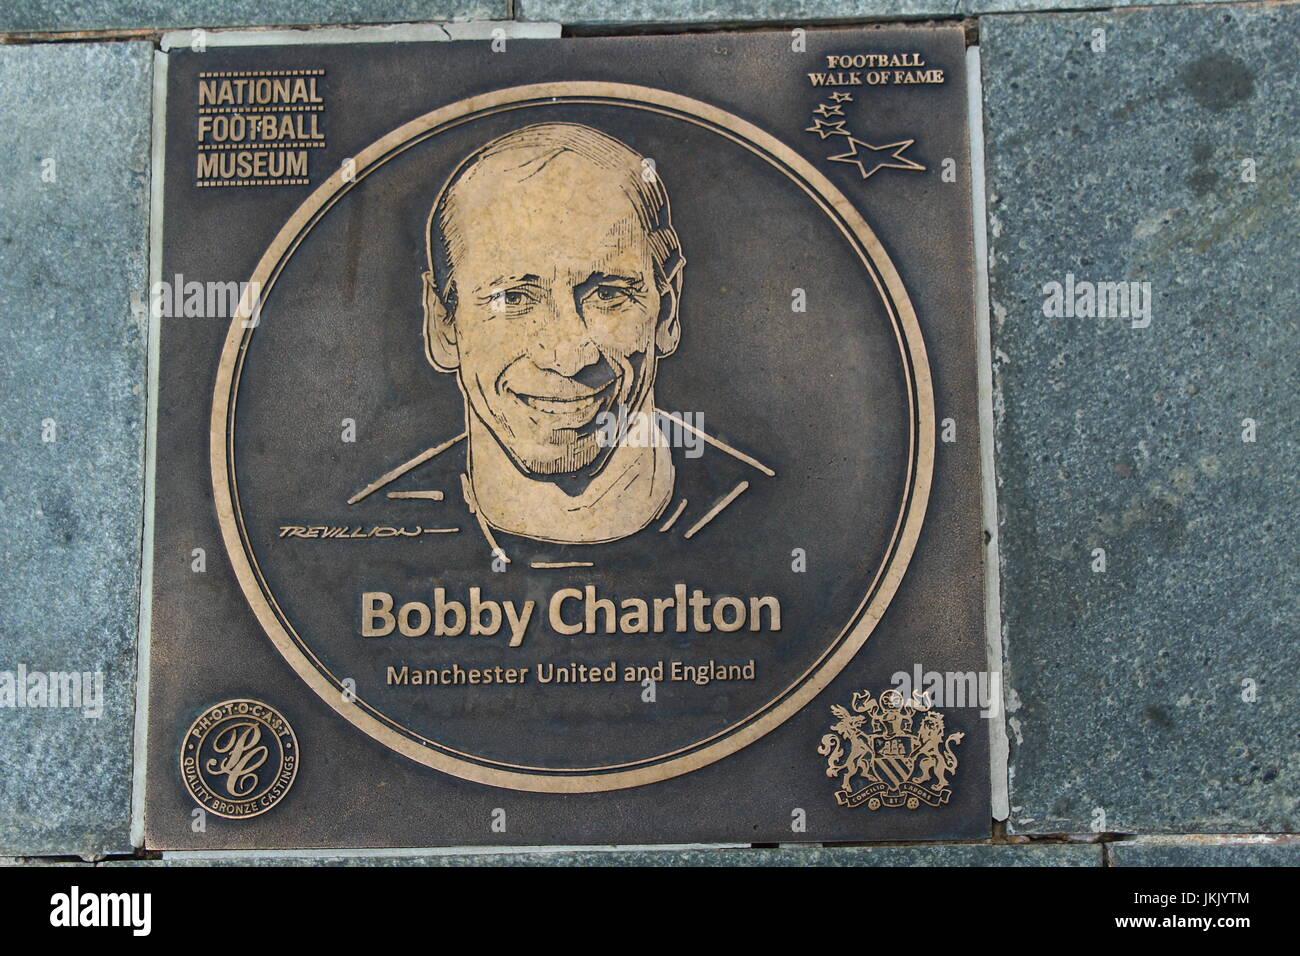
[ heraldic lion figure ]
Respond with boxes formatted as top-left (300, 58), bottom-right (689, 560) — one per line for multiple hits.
top-left (910, 710), bottom-right (964, 790)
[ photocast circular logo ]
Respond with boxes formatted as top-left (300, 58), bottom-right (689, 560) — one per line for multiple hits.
top-left (180, 699), bottom-right (298, 819)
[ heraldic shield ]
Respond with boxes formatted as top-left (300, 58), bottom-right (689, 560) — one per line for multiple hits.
top-left (818, 688), bottom-right (965, 810)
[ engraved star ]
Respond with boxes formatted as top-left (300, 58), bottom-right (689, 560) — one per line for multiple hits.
top-left (829, 92), bottom-right (854, 103)
top-left (827, 137), bottom-right (926, 180)
top-left (813, 102), bottom-right (845, 117)
top-left (804, 118), bottom-right (851, 140)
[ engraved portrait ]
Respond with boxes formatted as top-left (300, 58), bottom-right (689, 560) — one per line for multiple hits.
top-left (351, 122), bottom-right (773, 556)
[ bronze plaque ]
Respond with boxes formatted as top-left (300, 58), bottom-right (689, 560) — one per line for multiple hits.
top-left (145, 25), bottom-right (990, 848)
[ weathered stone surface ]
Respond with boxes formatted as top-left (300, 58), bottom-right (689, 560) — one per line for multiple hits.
top-left (0, 2), bottom-right (504, 33)
top-left (1110, 839), bottom-right (1298, 866)
top-left (967, 0), bottom-right (1230, 13)
top-left (0, 42), bottom-right (152, 857)
top-left (117, 844), bottom-right (1102, 865)
top-left (983, 5), bottom-right (1299, 833)
top-left (517, 0), bottom-right (1232, 25)
top-left (518, 0), bottom-right (950, 23)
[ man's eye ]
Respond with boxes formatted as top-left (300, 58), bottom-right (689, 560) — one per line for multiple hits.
top-left (488, 288), bottom-right (533, 309)
top-left (593, 285), bottom-right (628, 302)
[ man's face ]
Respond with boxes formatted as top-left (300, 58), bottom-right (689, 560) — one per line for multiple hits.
top-left (442, 153), bottom-right (667, 479)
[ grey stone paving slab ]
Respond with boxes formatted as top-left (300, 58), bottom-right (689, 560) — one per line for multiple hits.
top-left (1110, 839), bottom-right (1298, 866)
top-left (120, 843), bottom-right (1102, 865)
top-left (0, 857), bottom-right (85, 867)
top-left (982, 5), bottom-right (1299, 834)
top-left (0, 41), bottom-right (153, 857)
top-left (0, 1), bottom-right (504, 33)
top-left (966, 0), bottom-right (1232, 13)
top-left (517, 0), bottom-right (1233, 24)
top-left (156, 20), bottom-right (559, 50)
top-left (518, 0), bottom-right (952, 22)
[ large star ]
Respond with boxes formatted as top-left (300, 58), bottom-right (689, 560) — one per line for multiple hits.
top-left (813, 102), bottom-right (844, 117)
top-left (827, 137), bottom-right (926, 179)
top-left (804, 117), bottom-right (850, 140)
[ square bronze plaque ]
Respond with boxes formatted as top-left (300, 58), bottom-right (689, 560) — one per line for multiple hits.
top-left (144, 25), bottom-right (991, 848)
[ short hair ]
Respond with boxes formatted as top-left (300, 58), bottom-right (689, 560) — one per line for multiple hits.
top-left (425, 122), bottom-right (683, 314)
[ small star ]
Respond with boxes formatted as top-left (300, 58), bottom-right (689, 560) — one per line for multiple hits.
top-left (804, 118), bottom-right (850, 140)
top-left (814, 102), bottom-right (844, 117)
top-left (829, 92), bottom-right (854, 103)
top-left (827, 137), bottom-right (926, 180)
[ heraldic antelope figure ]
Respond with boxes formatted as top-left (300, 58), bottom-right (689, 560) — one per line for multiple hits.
top-left (819, 704), bottom-right (873, 792)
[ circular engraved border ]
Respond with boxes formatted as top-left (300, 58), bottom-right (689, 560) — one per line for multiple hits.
top-left (180, 698), bottom-right (299, 819)
top-left (211, 83), bottom-right (935, 793)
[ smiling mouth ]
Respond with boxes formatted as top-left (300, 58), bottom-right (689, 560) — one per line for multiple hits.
top-left (513, 378), bottom-right (617, 415)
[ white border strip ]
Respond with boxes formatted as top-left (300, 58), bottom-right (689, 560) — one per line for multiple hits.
top-left (130, 49), bottom-right (169, 849)
top-left (160, 20), bottom-right (560, 50)
top-left (966, 44), bottom-right (1009, 823)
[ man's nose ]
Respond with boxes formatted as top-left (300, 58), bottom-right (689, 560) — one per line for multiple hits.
top-left (532, 292), bottom-right (600, 377)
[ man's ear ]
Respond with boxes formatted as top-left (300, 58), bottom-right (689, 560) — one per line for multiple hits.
top-left (422, 271), bottom-right (459, 372)
top-left (654, 258), bottom-right (684, 357)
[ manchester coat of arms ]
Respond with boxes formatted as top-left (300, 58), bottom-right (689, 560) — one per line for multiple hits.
top-left (819, 688), bottom-right (965, 810)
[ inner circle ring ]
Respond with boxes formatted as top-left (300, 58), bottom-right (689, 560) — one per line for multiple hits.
top-left (210, 82), bottom-right (935, 793)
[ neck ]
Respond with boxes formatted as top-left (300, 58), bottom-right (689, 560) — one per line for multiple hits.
top-left (466, 397), bottom-right (674, 544)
